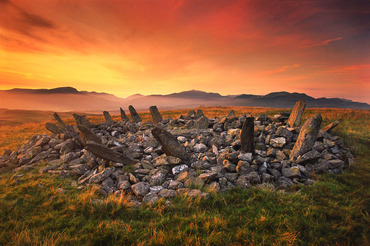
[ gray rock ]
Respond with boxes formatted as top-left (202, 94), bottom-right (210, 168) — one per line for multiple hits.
top-left (89, 167), bottom-right (115, 184)
top-left (143, 192), bottom-right (160, 205)
top-left (198, 172), bottom-right (218, 183)
top-left (158, 189), bottom-right (177, 198)
top-left (238, 153), bottom-right (253, 162)
top-left (131, 182), bottom-right (150, 196)
top-left (194, 143), bottom-right (208, 153)
top-left (282, 166), bottom-right (301, 178)
top-left (270, 137), bottom-right (286, 148)
top-left (155, 156), bottom-right (182, 166)
top-left (172, 164), bottom-right (189, 175)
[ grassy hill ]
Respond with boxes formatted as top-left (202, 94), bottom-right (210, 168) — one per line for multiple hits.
top-left (0, 106), bottom-right (369, 245)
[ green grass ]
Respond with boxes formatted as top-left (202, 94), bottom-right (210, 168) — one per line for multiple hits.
top-left (0, 107), bottom-right (369, 245)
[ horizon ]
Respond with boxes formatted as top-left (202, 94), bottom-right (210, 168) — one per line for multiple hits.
top-left (1, 0), bottom-right (369, 103)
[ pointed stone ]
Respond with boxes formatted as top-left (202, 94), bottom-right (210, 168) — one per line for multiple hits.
top-left (196, 110), bottom-right (205, 118)
top-left (53, 112), bottom-right (78, 136)
top-left (290, 114), bottom-right (322, 161)
top-left (187, 110), bottom-right (196, 118)
top-left (53, 112), bottom-right (67, 128)
top-left (73, 114), bottom-right (94, 129)
top-left (152, 127), bottom-right (190, 161)
top-left (240, 117), bottom-right (255, 153)
top-left (228, 110), bottom-right (235, 117)
top-left (287, 100), bottom-right (306, 127)
top-left (45, 122), bottom-right (63, 134)
top-left (120, 107), bottom-right (130, 122)
top-left (85, 141), bottom-right (135, 165)
top-left (322, 120), bottom-right (340, 132)
top-left (77, 125), bottom-right (102, 145)
top-left (149, 106), bottom-right (163, 124)
top-left (103, 111), bottom-right (114, 124)
top-left (128, 105), bottom-right (142, 122)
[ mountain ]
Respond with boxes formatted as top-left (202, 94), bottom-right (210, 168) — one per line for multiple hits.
top-left (0, 87), bottom-right (368, 111)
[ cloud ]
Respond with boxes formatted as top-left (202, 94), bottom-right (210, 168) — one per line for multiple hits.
top-left (19, 10), bottom-right (56, 29)
top-left (262, 64), bottom-right (301, 76)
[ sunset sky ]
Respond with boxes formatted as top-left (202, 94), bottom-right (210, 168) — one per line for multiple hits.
top-left (0, 0), bottom-right (369, 103)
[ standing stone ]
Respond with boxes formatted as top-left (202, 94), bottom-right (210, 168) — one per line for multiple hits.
top-left (152, 127), bottom-right (190, 161)
top-left (149, 106), bottom-right (163, 124)
top-left (85, 141), bottom-right (135, 165)
top-left (240, 117), bottom-right (255, 154)
top-left (103, 111), bottom-right (114, 124)
top-left (322, 120), bottom-right (340, 132)
top-left (195, 116), bottom-right (209, 129)
top-left (290, 114), bottom-right (322, 161)
top-left (77, 125), bottom-right (102, 145)
top-left (73, 114), bottom-right (94, 129)
top-left (120, 108), bottom-right (130, 122)
top-left (187, 110), bottom-right (196, 118)
top-left (45, 122), bottom-right (63, 134)
top-left (287, 100), bottom-right (306, 127)
top-left (53, 112), bottom-right (78, 137)
top-left (53, 112), bottom-right (67, 129)
top-left (196, 110), bottom-right (205, 118)
top-left (227, 110), bottom-right (235, 117)
top-left (128, 105), bottom-right (142, 123)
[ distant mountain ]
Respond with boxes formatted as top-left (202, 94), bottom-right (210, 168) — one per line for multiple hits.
top-left (0, 87), bottom-right (368, 111)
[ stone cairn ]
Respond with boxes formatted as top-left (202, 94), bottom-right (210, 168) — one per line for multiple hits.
top-left (0, 102), bottom-right (355, 206)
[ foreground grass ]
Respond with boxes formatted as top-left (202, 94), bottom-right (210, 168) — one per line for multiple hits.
top-left (0, 107), bottom-right (369, 245)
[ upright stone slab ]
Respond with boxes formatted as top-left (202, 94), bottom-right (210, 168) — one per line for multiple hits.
top-left (73, 114), bottom-right (94, 129)
top-left (322, 120), bottom-right (340, 132)
top-left (287, 100), bottom-right (306, 127)
top-left (85, 141), bottom-right (135, 165)
top-left (120, 107), bottom-right (130, 122)
top-left (290, 114), bottom-right (322, 161)
top-left (53, 112), bottom-right (67, 128)
top-left (129, 105), bottom-right (142, 123)
top-left (196, 110), bottom-right (205, 118)
top-left (240, 117), bottom-right (255, 153)
top-left (152, 127), bottom-right (190, 161)
top-left (228, 110), bottom-right (235, 117)
top-left (187, 110), bottom-right (196, 118)
top-left (53, 112), bottom-right (78, 137)
top-left (77, 125), bottom-right (101, 145)
top-left (103, 111), bottom-right (114, 124)
top-left (149, 106), bottom-right (163, 124)
top-left (45, 122), bottom-right (63, 134)
top-left (195, 116), bottom-right (209, 129)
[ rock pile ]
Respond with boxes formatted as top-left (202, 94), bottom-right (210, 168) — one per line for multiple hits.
top-left (0, 102), bottom-right (355, 206)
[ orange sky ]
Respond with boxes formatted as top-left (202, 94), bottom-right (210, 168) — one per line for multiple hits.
top-left (0, 0), bottom-right (369, 103)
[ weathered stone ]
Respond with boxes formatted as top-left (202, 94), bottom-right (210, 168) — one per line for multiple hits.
top-left (143, 192), bottom-right (160, 205)
top-left (282, 166), bottom-right (301, 178)
top-left (53, 112), bottom-right (77, 136)
top-left (172, 164), bottom-right (189, 175)
top-left (119, 180), bottom-right (131, 190)
top-left (227, 110), bottom-right (235, 117)
top-left (198, 172), bottom-right (218, 183)
top-left (167, 180), bottom-right (184, 189)
top-left (149, 168), bottom-right (168, 186)
top-left (85, 141), bottom-right (135, 165)
top-left (195, 116), bottom-right (209, 129)
top-left (196, 110), bottom-right (205, 117)
top-left (39, 165), bottom-right (59, 174)
top-left (322, 120), bottom-right (340, 132)
top-left (73, 114), bottom-right (94, 128)
top-left (270, 137), bottom-right (286, 148)
top-left (149, 106), bottom-right (163, 124)
top-left (155, 156), bottom-right (182, 166)
top-left (276, 127), bottom-right (294, 140)
top-left (287, 100), bottom-right (306, 127)
top-left (45, 123), bottom-right (63, 134)
top-left (277, 176), bottom-right (294, 188)
top-left (187, 110), bottom-right (196, 118)
top-left (240, 117), bottom-right (255, 153)
top-left (296, 150), bottom-right (321, 164)
top-left (77, 125), bottom-right (102, 145)
top-left (246, 171), bottom-right (261, 185)
top-left (120, 108), bottom-right (130, 122)
top-left (235, 175), bottom-right (251, 188)
top-left (89, 167), bottom-right (115, 183)
top-left (290, 114), bottom-right (322, 161)
top-left (131, 182), bottom-right (150, 196)
top-left (128, 105), bottom-right (142, 122)
top-left (194, 143), bottom-right (208, 153)
top-left (152, 127), bottom-right (190, 161)
top-left (103, 111), bottom-right (114, 124)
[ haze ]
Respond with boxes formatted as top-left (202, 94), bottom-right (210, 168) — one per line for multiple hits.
top-left (0, 0), bottom-right (369, 103)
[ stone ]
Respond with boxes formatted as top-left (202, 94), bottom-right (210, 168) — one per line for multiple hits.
top-left (120, 108), bottom-right (130, 122)
top-left (282, 166), bottom-right (301, 178)
top-left (152, 127), bottom-right (190, 161)
top-left (39, 165), bottom-right (59, 174)
top-left (73, 114), bottom-right (94, 128)
top-left (177, 171), bottom-right (192, 182)
top-left (89, 167), bottom-right (115, 183)
top-left (227, 110), bottom-right (235, 117)
top-left (143, 192), bottom-right (160, 205)
top-left (103, 111), bottom-right (114, 124)
top-left (149, 168), bottom-right (168, 186)
top-left (155, 156), bottom-right (182, 166)
top-left (128, 105), bottom-right (142, 123)
top-left (195, 116), bottom-right (209, 129)
top-left (45, 123), bottom-right (63, 135)
top-left (149, 106), bottom-right (163, 124)
top-left (296, 150), bottom-right (321, 164)
top-left (322, 120), bottom-right (340, 132)
top-left (85, 141), bottom-right (135, 165)
top-left (131, 182), bottom-right (150, 196)
top-left (287, 100), bottom-right (306, 127)
top-left (246, 171), bottom-right (261, 185)
top-left (158, 189), bottom-right (177, 198)
top-left (270, 137), bottom-right (286, 148)
top-left (198, 172), bottom-right (218, 183)
top-left (172, 164), bottom-right (189, 175)
top-left (70, 164), bottom-right (90, 175)
top-left (168, 180), bottom-right (184, 189)
top-left (194, 143), bottom-right (208, 153)
top-left (238, 153), bottom-right (253, 162)
top-left (276, 127), bottom-right (294, 140)
top-left (235, 175), bottom-right (251, 188)
top-left (240, 117), bottom-right (255, 153)
top-left (77, 125), bottom-right (102, 145)
top-left (196, 110), bottom-right (205, 118)
top-left (290, 114), bottom-right (322, 161)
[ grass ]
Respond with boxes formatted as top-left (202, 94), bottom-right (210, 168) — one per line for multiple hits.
top-left (0, 106), bottom-right (369, 245)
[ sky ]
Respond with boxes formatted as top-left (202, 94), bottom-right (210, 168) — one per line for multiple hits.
top-left (0, 0), bottom-right (369, 103)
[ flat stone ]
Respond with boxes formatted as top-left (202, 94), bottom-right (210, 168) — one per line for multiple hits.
top-left (194, 143), bottom-right (208, 153)
top-left (198, 172), bottom-right (218, 183)
top-left (172, 164), bottom-right (189, 175)
top-left (282, 166), bottom-right (301, 178)
top-left (89, 167), bottom-right (115, 184)
top-left (270, 137), bottom-right (286, 148)
top-left (131, 182), bottom-right (150, 196)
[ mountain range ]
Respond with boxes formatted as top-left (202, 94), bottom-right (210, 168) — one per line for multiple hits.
top-left (0, 87), bottom-right (368, 112)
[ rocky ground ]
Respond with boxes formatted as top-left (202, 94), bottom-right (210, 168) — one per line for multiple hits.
top-left (0, 104), bottom-right (355, 206)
